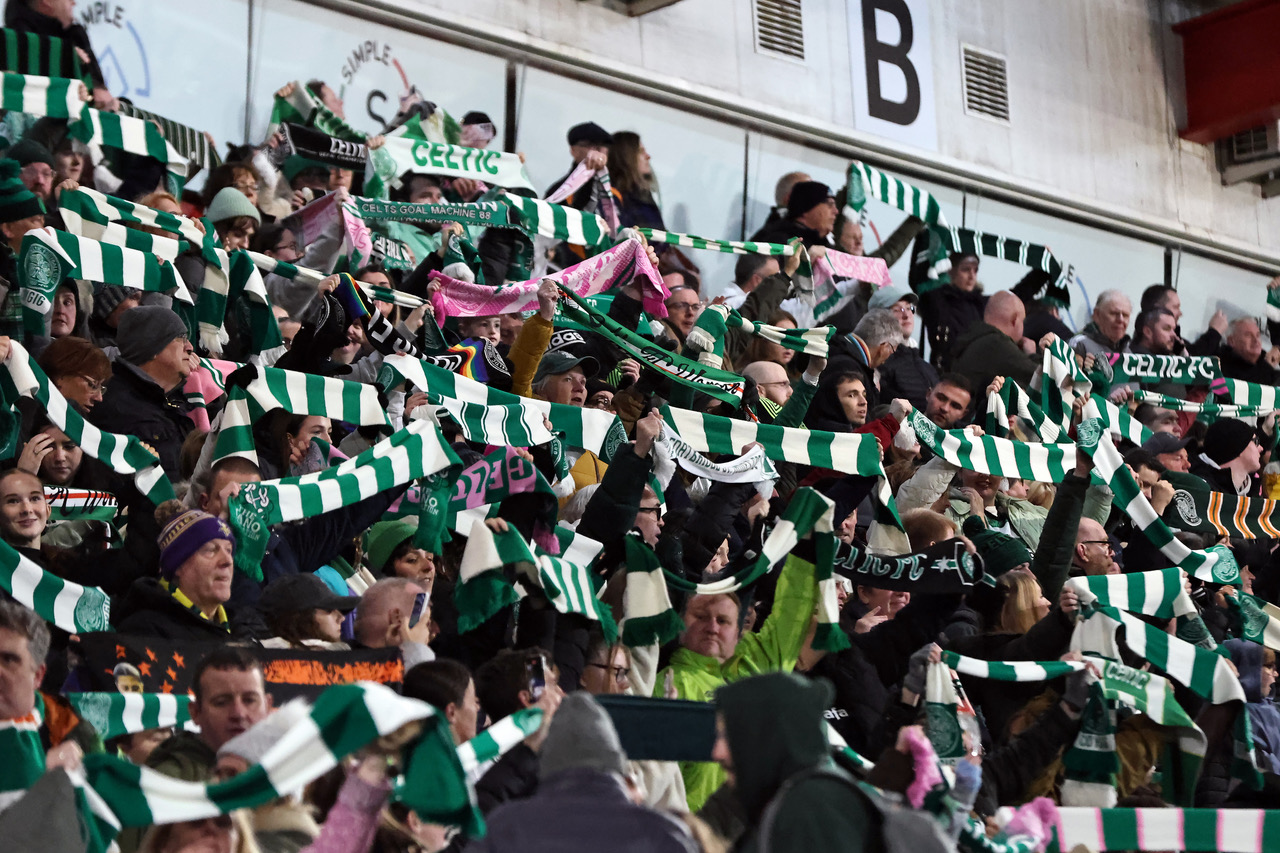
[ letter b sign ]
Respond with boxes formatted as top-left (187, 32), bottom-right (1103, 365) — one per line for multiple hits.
top-left (850, 0), bottom-right (937, 151)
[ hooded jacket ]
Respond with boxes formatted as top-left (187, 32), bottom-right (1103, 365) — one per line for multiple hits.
top-left (1227, 639), bottom-right (1280, 775)
top-left (657, 553), bottom-right (818, 811)
top-left (88, 360), bottom-right (195, 481)
top-left (718, 672), bottom-right (876, 853)
top-left (920, 284), bottom-right (986, 372)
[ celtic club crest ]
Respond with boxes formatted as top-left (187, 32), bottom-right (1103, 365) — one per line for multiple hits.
top-left (911, 411), bottom-right (938, 448)
top-left (1239, 595), bottom-right (1269, 642)
top-left (74, 691), bottom-right (112, 735)
top-left (1172, 490), bottom-right (1202, 526)
top-left (604, 420), bottom-right (627, 461)
top-left (22, 241), bottom-right (62, 313)
top-left (1206, 544), bottom-right (1241, 585)
top-left (924, 702), bottom-right (962, 757)
top-left (75, 587), bottom-right (111, 631)
top-left (1075, 417), bottom-right (1103, 449)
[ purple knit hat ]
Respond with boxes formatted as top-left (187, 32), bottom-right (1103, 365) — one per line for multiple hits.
top-left (157, 509), bottom-right (235, 579)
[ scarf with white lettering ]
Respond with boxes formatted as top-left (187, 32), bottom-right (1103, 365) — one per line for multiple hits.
top-left (367, 136), bottom-right (535, 198)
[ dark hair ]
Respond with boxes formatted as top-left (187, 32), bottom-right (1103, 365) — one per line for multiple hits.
top-left (474, 647), bottom-right (550, 722)
top-left (934, 373), bottom-right (973, 397)
top-left (606, 131), bottom-right (648, 197)
top-left (1123, 448), bottom-right (1166, 475)
top-left (191, 647), bottom-right (263, 702)
top-left (305, 80), bottom-right (329, 100)
top-left (1139, 284), bottom-right (1176, 313)
top-left (266, 608), bottom-right (327, 647)
top-left (38, 335), bottom-right (110, 383)
top-left (402, 659), bottom-right (472, 710)
top-left (1134, 307), bottom-right (1175, 344)
top-left (734, 253), bottom-right (775, 286)
top-left (203, 162), bottom-right (260, 205)
top-left (250, 222), bottom-right (290, 255)
top-left (213, 214), bottom-right (256, 235)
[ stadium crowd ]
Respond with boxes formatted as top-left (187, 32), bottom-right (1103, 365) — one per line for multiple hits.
top-left (0, 1), bottom-right (1278, 852)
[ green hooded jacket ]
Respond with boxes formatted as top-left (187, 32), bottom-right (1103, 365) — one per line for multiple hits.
top-left (656, 552), bottom-right (818, 810)
top-left (718, 672), bottom-right (878, 853)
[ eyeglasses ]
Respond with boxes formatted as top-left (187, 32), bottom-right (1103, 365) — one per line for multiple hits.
top-left (636, 506), bottom-right (662, 516)
top-left (232, 180), bottom-right (257, 193)
top-left (274, 240), bottom-right (298, 254)
top-left (585, 662), bottom-right (630, 683)
top-left (79, 375), bottom-right (107, 394)
top-left (667, 301), bottom-right (703, 313)
top-left (892, 303), bottom-right (916, 315)
top-left (1080, 540), bottom-right (1114, 554)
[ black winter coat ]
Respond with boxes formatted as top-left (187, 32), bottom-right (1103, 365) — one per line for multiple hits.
top-left (950, 322), bottom-right (1038, 414)
top-left (749, 218), bottom-right (830, 250)
top-left (920, 285), bottom-right (987, 371)
top-left (1218, 346), bottom-right (1279, 385)
top-left (4, 1), bottom-right (107, 88)
top-left (88, 361), bottom-right (194, 481)
top-left (112, 577), bottom-right (258, 641)
top-left (877, 345), bottom-right (939, 412)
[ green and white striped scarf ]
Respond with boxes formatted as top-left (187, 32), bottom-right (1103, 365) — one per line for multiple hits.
top-left (634, 228), bottom-right (795, 256)
top-left (1225, 589), bottom-right (1280, 652)
top-left (117, 101), bottom-right (220, 174)
top-left (0, 28), bottom-right (84, 81)
top-left (59, 185), bottom-right (208, 245)
top-left (1041, 337), bottom-right (1091, 432)
top-left (985, 378), bottom-right (1063, 442)
top-left (454, 708), bottom-right (543, 775)
top-left (1064, 568), bottom-right (1197, 621)
top-left (659, 404), bottom-right (902, 529)
top-left (0, 537), bottom-right (109, 633)
top-left (1076, 405), bottom-right (1234, 586)
top-left (267, 82), bottom-right (367, 143)
top-left (0, 340), bottom-right (174, 504)
top-left (931, 225), bottom-right (1063, 280)
top-left (1092, 394), bottom-right (1153, 446)
top-left (0, 71), bottom-right (82, 118)
top-left (845, 160), bottom-right (949, 225)
top-left (556, 285), bottom-right (747, 406)
top-left (68, 106), bottom-right (187, 191)
top-left (380, 354), bottom-right (629, 462)
top-left (504, 192), bottom-right (611, 248)
top-left (212, 365), bottom-right (390, 463)
top-left (19, 227), bottom-right (191, 336)
top-left (686, 303), bottom-right (832, 371)
top-left (83, 683), bottom-right (480, 836)
top-left (366, 136), bottom-right (535, 199)
top-left (0, 691), bottom-right (47, 800)
top-left (940, 650), bottom-right (1086, 682)
top-left (909, 408), bottom-right (1070, 482)
top-left (539, 551), bottom-right (617, 643)
top-left (226, 419), bottom-right (459, 578)
top-left (620, 533), bottom-right (688, 647)
top-left (1134, 389), bottom-right (1270, 419)
top-left (66, 692), bottom-right (191, 740)
top-left (1217, 377), bottom-right (1280, 411)
top-left (247, 250), bottom-right (328, 287)
top-left (1051, 806), bottom-right (1280, 853)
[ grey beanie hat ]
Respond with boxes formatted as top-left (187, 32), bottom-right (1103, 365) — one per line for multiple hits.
top-left (205, 186), bottom-right (261, 225)
top-left (538, 692), bottom-right (628, 780)
top-left (92, 284), bottom-right (131, 321)
top-left (117, 305), bottom-right (188, 366)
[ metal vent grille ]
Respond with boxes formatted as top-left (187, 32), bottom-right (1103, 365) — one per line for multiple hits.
top-left (753, 0), bottom-right (804, 61)
top-left (961, 44), bottom-right (1010, 122)
top-left (1231, 126), bottom-right (1272, 160)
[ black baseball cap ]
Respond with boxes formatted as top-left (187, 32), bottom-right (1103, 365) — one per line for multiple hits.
top-left (1142, 432), bottom-right (1191, 455)
top-left (533, 350), bottom-right (600, 384)
top-left (260, 573), bottom-right (360, 616)
top-left (567, 122), bottom-right (613, 147)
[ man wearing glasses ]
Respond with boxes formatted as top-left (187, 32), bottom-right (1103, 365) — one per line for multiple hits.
top-left (89, 306), bottom-right (198, 479)
top-left (1072, 518), bottom-right (1120, 577)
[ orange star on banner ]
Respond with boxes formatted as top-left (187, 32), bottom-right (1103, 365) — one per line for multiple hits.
top-left (172, 652), bottom-right (185, 668)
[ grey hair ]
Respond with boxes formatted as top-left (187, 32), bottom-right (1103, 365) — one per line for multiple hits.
top-left (0, 600), bottom-right (50, 668)
top-left (1094, 289), bottom-right (1131, 312)
top-left (1229, 316), bottom-right (1261, 336)
top-left (854, 308), bottom-right (904, 349)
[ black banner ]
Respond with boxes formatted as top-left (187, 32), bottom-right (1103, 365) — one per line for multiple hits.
top-left (74, 633), bottom-right (403, 703)
top-left (832, 538), bottom-right (985, 592)
top-left (276, 122), bottom-right (368, 171)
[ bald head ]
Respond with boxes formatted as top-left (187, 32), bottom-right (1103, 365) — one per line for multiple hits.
top-left (743, 360), bottom-right (793, 406)
top-left (1073, 517), bottom-right (1117, 576)
top-left (354, 577), bottom-right (427, 647)
top-left (984, 291), bottom-right (1026, 342)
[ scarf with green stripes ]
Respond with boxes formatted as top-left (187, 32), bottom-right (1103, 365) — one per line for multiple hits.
top-left (118, 101), bottom-right (219, 175)
top-left (454, 708), bottom-right (543, 775)
top-left (504, 191), bottom-right (612, 248)
top-left (685, 302), bottom-right (832, 371)
top-left (68, 106), bottom-right (187, 193)
top-left (619, 534), bottom-right (688, 647)
top-left (18, 227), bottom-right (191, 336)
top-left (635, 228), bottom-right (794, 256)
top-left (1225, 589), bottom-right (1280, 651)
top-left (908, 408), bottom-right (1070, 482)
top-left (0, 28), bottom-right (85, 81)
top-left (659, 403), bottom-right (902, 529)
top-left (81, 683), bottom-right (482, 840)
top-left (555, 284), bottom-right (747, 406)
top-left (1050, 805), bottom-right (1280, 852)
top-left (0, 538), bottom-right (110, 633)
top-left (1133, 389), bottom-right (1271, 419)
top-left (1217, 377), bottom-right (1280, 410)
top-left (0, 70), bottom-right (82, 118)
top-left (985, 376), bottom-right (1063, 442)
top-left (0, 340), bottom-right (174, 504)
top-left (846, 160), bottom-right (948, 225)
top-left (212, 364), bottom-right (391, 463)
top-left (1064, 565), bottom-right (1216, 650)
top-left (226, 419), bottom-right (460, 578)
top-left (267, 81), bottom-right (368, 143)
top-left (0, 691), bottom-right (46, 799)
top-left (378, 354), bottom-right (630, 462)
top-left (1041, 337), bottom-right (1091, 432)
top-left (939, 650), bottom-right (1086, 682)
top-left (367, 136), bottom-right (535, 198)
top-left (66, 692), bottom-right (190, 740)
top-left (915, 224), bottom-right (1064, 293)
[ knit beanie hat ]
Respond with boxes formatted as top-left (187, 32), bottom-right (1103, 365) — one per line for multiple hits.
top-left (364, 517), bottom-right (418, 572)
top-left (205, 186), bottom-right (261, 225)
top-left (0, 158), bottom-right (45, 224)
top-left (539, 692), bottom-right (628, 780)
top-left (91, 284), bottom-right (131, 321)
top-left (962, 516), bottom-right (1031, 576)
top-left (786, 181), bottom-right (833, 219)
top-left (1202, 418), bottom-right (1256, 466)
top-left (117, 305), bottom-right (188, 366)
top-left (7, 138), bottom-right (53, 169)
top-left (157, 509), bottom-right (235, 580)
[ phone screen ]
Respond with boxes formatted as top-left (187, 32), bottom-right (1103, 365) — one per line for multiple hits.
top-left (408, 592), bottom-right (428, 628)
top-left (526, 659), bottom-right (546, 701)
